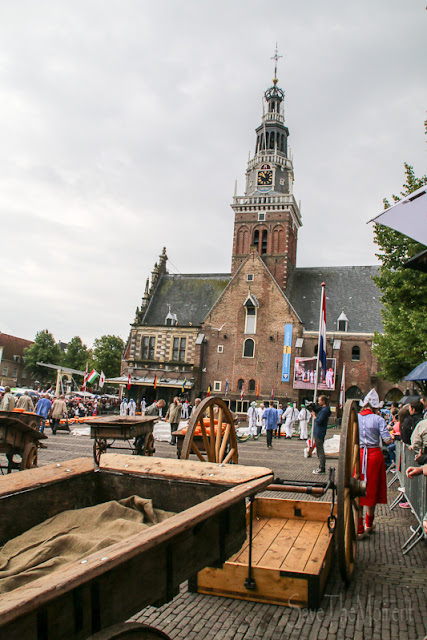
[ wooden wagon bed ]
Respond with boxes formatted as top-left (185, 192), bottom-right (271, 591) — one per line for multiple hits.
top-left (0, 455), bottom-right (273, 639)
top-left (90, 415), bottom-right (159, 462)
top-left (194, 496), bottom-right (335, 609)
top-left (0, 412), bottom-right (46, 472)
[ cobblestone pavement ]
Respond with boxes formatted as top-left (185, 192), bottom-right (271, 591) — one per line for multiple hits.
top-left (36, 427), bottom-right (427, 640)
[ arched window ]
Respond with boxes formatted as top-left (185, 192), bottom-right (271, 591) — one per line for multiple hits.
top-left (270, 131), bottom-right (275, 149)
top-left (352, 346), bottom-right (360, 361)
top-left (249, 379), bottom-right (256, 392)
top-left (244, 301), bottom-right (257, 334)
top-left (346, 386), bottom-right (363, 400)
top-left (253, 229), bottom-right (259, 251)
top-left (243, 339), bottom-right (255, 358)
top-left (385, 388), bottom-right (403, 403)
top-left (237, 378), bottom-right (244, 391)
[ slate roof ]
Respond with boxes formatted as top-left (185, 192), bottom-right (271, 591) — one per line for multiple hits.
top-left (286, 266), bottom-right (383, 334)
top-left (142, 274), bottom-right (230, 327)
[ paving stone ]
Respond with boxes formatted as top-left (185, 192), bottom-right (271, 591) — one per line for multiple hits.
top-left (35, 432), bottom-right (427, 640)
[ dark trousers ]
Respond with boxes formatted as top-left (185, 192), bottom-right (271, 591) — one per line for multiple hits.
top-left (315, 437), bottom-right (325, 471)
top-left (266, 429), bottom-right (273, 447)
top-left (170, 423), bottom-right (179, 444)
top-left (51, 418), bottom-right (60, 434)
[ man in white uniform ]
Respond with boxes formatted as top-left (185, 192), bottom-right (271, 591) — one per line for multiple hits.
top-left (283, 404), bottom-right (293, 438)
top-left (120, 398), bottom-right (128, 416)
top-left (298, 405), bottom-right (311, 440)
top-left (247, 402), bottom-right (258, 439)
top-left (128, 398), bottom-right (136, 416)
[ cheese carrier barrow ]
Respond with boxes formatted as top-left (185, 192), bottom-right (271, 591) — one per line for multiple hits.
top-left (0, 455), bottom-right (273, 640)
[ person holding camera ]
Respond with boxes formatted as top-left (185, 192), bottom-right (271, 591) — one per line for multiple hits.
top-left (310, 395), bottom-right (331, 474)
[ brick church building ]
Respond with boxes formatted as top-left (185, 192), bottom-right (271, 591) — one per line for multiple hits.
top-left (117, 67), bottom-right (405, 413)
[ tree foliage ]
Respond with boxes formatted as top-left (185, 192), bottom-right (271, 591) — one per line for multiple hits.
top-left (373, 162), bottom-right (427, 392)
top-left (24, 330), bottom-right (63, 384)
top-left (93, 335), bottom-right (124, 379)
top-left (63, 336), bottom-right (93, 372)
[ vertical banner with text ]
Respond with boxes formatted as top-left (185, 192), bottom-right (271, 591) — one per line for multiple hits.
top-left (281, 324), bottom-right (293, 382)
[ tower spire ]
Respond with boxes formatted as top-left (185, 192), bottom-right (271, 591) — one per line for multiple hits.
top-left (271, 43), bottom-right (282, 85)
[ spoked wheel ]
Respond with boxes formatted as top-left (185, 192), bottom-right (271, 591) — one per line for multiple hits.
top-left (20, 443), bottom-right (38, 470)
top-left (181, 396), bottom-right (238, 464)
top-left (336, 399), bottom-right (366, 585)
top-left (93, 438), bottom-right (108, 465)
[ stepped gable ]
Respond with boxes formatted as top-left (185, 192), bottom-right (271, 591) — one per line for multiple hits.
top-left (142, 273), bottom-right (230, 327)
top-left (286, 266), bottom-right (383, 334)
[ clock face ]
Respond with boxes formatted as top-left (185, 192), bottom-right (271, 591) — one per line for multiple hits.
top-left (257, 170), bottom-right (273, 186)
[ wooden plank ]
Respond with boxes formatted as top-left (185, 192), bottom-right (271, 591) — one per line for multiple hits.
top-left (304, 522), bottom-right (334, 575)
top-left (0, 458), bottom-right (94, 498)
top-left (236, 517), bottom-right (286, 566)
top-left (197, 563), bottom-right (309, 608)
top-left (228, 516), bottom-right (270, 563)
top-left (255, 497), bottom-right (333, 522)
top-left (280, 520), bottom-right (324, 573)
top-left (99, 454), bottom-right (273, 486)
top-left (0, 474), bottom-right (271, 627)
top-left (257, 518), bottom-right (306, 569)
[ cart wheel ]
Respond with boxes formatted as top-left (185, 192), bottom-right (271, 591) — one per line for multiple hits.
top-left (143, 432), bottom-right (155, 456)
top-left (88, 621), bottom-right (172, 639)
top-left (181, 396), bottom-right (238, 464)
top-left (20, 443), bottom-right (38, 470)
top-left (336, 399), bottom-right (366, 585)
top-left (93, 438), bottom-right (107, 465)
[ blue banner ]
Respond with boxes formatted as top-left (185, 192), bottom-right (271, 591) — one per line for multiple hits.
top-left (281, 324), bottom-right (293, 382)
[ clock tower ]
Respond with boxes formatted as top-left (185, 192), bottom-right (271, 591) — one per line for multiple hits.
top-left (231, 51), bottom-right (302, 291)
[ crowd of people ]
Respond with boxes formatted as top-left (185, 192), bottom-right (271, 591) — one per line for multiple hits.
top-left (0, 387), bottom-right (121, 434)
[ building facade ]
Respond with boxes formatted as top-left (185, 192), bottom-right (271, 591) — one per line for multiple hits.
top-left (0, 332), bottom-right (35, 388)
top-left (121, 70), bottom-right (406, 409)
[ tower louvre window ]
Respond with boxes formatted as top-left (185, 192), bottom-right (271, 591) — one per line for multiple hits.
top-left (261, 230), bottom-right (268, 254)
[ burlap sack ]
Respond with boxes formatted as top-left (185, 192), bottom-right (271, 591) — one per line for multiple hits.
top-left (0, 496), bottom-right (174, 594)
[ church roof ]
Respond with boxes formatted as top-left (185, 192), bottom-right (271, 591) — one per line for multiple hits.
top-left (286, 266), bottom-right (383, 334)
top-left (142, 274), bottom-right (230, 327)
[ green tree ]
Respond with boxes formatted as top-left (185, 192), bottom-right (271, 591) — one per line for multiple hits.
top-left (373, 162), bottom-right (427, 392)
top-left (93, 335), bottom-right (124, 379)
top-left (24, 330), bottom-right (63, 385)
top-left (63, 336), bottom-right (93, 372)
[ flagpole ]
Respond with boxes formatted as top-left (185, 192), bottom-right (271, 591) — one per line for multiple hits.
top-left (313, 282), bottom-right (326, 405)
top-left (308, 283), bottom-right (325, 456)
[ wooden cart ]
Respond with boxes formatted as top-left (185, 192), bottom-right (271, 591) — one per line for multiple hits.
top-left (0, 411), bottom-right (46, 473)
top-left (0, 454), bottom-right (273, 639)
top-left (189, 399), bottom-right (366, 608)
top-left (90, 416), bottom-right (158, 465)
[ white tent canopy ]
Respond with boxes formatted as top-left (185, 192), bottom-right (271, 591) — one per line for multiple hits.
top-left (368, 185), bottom-right (427, 246)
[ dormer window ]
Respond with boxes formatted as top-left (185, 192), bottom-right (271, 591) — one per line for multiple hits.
top-left (244, 294), bottom-right (259, 334)
top-left (165, 305), bottom-right (178, 326)
top-left (337, 311), bottom-right (349, 332)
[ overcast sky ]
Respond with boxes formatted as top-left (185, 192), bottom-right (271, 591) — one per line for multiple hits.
top-left (1, 1), bottom-right (426, 346)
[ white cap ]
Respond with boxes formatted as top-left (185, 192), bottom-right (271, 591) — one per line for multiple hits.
top-left (360, 389), bottom-right (384, 409)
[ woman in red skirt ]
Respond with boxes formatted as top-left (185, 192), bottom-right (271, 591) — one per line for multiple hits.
top-left (357, 389), bottom-right (392, 539)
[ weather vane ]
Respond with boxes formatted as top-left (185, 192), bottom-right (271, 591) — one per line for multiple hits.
top-left (271, 43), bottom-right (282, 83)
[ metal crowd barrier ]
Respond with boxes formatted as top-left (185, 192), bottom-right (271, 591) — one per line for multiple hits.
top-left (389, 441), bottom-right (427, 554)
